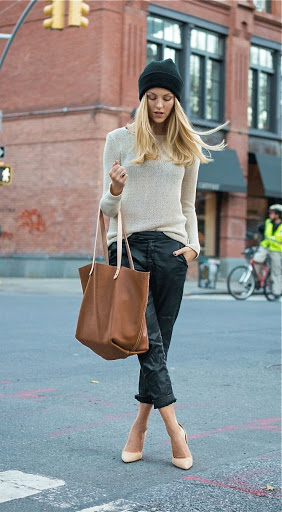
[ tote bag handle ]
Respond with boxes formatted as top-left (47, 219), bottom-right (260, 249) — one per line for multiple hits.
top-left (89, 207), bottom-right (134, 279)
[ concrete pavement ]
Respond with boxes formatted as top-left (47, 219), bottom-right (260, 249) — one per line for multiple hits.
top-left (0, 286), bottom-right (281, 511)
top-left (0, 276), bottom-right (228, 296)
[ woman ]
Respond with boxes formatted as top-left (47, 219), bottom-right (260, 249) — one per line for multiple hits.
top-left (100, 59), bottom-right (227, 469)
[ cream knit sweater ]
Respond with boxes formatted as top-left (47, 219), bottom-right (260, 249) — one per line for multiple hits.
top-left (100, 127), bottom-right (200, 257)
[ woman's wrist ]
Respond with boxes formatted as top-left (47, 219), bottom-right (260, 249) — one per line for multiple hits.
top-left (110, 184), bottom-right (123, 196)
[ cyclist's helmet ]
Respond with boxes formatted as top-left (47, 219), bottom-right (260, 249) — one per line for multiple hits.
top-left (269, 204), bottom-right (282, 216)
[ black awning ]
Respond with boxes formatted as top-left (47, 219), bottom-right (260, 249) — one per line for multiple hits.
top-left (197, 148), bottom-right (246, 193)
top-left (251, 152), bottom-right (281, 198)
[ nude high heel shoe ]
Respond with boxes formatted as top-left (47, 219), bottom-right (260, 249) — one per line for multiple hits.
top-left (121, 431), bottom-right (147, 463)
top-left (172, 423), bottom-right (193, 470)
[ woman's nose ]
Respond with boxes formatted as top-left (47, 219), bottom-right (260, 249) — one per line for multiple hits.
top-left (156, 99), bottom-right (164, 109)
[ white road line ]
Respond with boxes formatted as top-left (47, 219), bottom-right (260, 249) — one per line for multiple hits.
top-left (0, 470), bottom-right (65, 504)
top-left (76, 499), bottom-right (143, 512)
top-left (183, 294), bottom-right (268, 301)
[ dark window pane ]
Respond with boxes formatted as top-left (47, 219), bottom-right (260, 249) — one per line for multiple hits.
top-left (146, 43), bottom-right (159, 64)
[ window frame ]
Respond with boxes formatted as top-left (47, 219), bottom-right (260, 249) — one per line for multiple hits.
top-left (249, 36), bottom-right (281, 138)
top-left (253, 0), bottom-right (272, 13)
top-left (147, 4), bottom-right (228, 128)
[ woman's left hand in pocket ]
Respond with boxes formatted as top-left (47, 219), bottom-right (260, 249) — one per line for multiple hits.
top-left (173, 247), bottom-right (197, 264)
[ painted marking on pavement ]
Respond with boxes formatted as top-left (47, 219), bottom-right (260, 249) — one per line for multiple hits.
top-left (76, 500), bottom-right (140, 512)
top-left (163, 417), bottom-right (281, 443)
top-left (0, 470), bottom-right (65, 504)
top-left (46, 412), bottom-right (135, 438)
top-left (184, 295), bottom-right (271, 301)
top-left (183, 475), bottom-right (270, 497)
top-left (0, 388), bottom-right (56, 401)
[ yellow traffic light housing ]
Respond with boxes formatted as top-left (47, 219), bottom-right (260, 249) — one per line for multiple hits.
top-left (43, 0), bottom-right (65, 30)
top-left (68, 0), bottom-right (90, 28)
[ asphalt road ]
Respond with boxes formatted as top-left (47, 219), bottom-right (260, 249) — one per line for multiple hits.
top-left (0, 289), bottom-right (281, 512)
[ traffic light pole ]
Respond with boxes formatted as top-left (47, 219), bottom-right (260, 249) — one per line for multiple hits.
top-left (0, 0), bottom-right (38, 71)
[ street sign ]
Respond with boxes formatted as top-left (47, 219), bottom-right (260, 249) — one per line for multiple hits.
top-left (0, 147), bottom-right (5, 158)
top-left (0, 165), bottom-right (12, 185)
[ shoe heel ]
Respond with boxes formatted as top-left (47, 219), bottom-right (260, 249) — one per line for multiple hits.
top-left (172, 423), bottom-right (193, 470)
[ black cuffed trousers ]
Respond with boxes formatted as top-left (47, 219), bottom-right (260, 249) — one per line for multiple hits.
top-left (108, 231), bottom-right (188, 409)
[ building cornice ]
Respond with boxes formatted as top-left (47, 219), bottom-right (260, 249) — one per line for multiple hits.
top-left (254, 11), bottom-right (282, 29)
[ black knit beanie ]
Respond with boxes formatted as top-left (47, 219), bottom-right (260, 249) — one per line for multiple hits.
top-left (138, 59), bottom-right (183, 102)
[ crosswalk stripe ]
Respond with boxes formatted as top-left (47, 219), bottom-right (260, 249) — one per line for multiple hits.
top-left (0, 471), bottom-right (65, 504)
top-left (76, 500), bottom-right (140, 512)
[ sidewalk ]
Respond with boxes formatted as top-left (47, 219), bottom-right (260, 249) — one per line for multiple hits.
top-left (0, 277), bottom-right (228, 295)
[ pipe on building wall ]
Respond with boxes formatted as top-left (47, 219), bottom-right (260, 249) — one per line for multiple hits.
top-left (3, 105), bottom-right (134, 119)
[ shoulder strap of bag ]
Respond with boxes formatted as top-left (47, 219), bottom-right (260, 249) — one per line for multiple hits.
top-left (89, 207), bottom-right (134, 278)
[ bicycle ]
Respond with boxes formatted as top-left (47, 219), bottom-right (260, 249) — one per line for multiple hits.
top-left (227, 246), bottom-right (277, 301)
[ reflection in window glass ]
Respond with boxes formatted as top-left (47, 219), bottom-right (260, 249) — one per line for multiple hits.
top-left (258, 72), bottom-right (271, 130)
top-left (147, 16), bottom-right (163, 39)
top-left (253, 0), bottom-right (271, 13)
top-left (207, 34), bottom-right (222, 55)
top-left (250, 46), bottom-right (259, 65)
top-left (191, 29), bottom-right (206, 51)
top-left (190, 55), bottom-right (201, 116)
top-left (147, 43), bottom-right (159, 64)
top-left (206, 59), bottom-right (220, 120)
top-left (248, 69), bottom-right (254, 127)
top-left (164, 21), bottom-right (181, 44)
top-left (259, 48), bottom-right (273, 69)
top-left (164, 47), bottom-right (176, 62)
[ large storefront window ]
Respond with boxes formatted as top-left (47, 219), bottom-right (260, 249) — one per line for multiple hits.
top-left (196, 192), bottom-right (218, 256)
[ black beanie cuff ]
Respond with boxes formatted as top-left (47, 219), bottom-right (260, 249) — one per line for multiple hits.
top-left (138, 71), bottom-right (183, 101)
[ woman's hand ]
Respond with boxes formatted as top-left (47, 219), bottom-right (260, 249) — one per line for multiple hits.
top-left (109, 160), bottom-right (128, 196)
top-left (173, 247), bottom-right (197, 263)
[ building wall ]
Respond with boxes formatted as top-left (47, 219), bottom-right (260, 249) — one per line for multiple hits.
top-left (0, 0), bottom-right (281, 276)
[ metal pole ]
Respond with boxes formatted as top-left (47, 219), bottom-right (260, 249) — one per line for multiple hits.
top-left (0, 0), bottom-right (38, 71)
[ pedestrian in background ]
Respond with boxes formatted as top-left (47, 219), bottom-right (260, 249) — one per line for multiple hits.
top-left (100, 59), bottom-right (227, 469)
top-left (254, 204), bottom-right (282, 300)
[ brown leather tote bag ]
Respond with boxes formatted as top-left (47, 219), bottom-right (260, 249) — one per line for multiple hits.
top-left (75, 207), bottom-right (150, 360)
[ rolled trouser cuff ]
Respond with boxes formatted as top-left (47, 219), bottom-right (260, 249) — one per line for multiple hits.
top-left (153, 393), bottom-right (177, 410)
top-left (135, 393), bottom-right (153, 405)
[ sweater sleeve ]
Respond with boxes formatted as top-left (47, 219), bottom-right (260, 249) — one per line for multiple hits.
top-left (181, 156), bottom-right (201, 258)
top-left (99, 133), bottom-right (122, 218)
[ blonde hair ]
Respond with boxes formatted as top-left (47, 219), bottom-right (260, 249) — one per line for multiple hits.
top-left (127, 95), bottom-right (229, 166)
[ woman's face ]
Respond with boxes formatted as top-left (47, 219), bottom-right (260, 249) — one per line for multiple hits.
top-left (146, 88), bottom-right (175, 125)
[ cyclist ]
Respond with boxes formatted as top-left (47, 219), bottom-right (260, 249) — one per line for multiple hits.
top-left (254, 204), bottom-right (282, 300)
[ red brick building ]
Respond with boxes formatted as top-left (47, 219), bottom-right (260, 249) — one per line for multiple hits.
top-left (0, 0), bottom-right (281, 277)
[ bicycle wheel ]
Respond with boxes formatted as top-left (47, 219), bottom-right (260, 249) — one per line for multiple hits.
top-left (227, 265), bottom-right (256, 300)
top-left (264, 272), bottom-right (276, 302)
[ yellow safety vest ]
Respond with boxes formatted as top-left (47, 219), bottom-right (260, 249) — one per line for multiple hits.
top-left (261, 218), bottom-right (282, 252)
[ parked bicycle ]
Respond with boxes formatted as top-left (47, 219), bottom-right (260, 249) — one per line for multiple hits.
top-left (227, 246), bottom-right (277, 301)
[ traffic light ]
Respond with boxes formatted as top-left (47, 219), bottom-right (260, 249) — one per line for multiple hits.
top-left (43, 0), bottom-right (65, 30)
top-left (0, 165), bottom-right (12, 185)
top-left (68, 0), bottom-right (90, 27)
